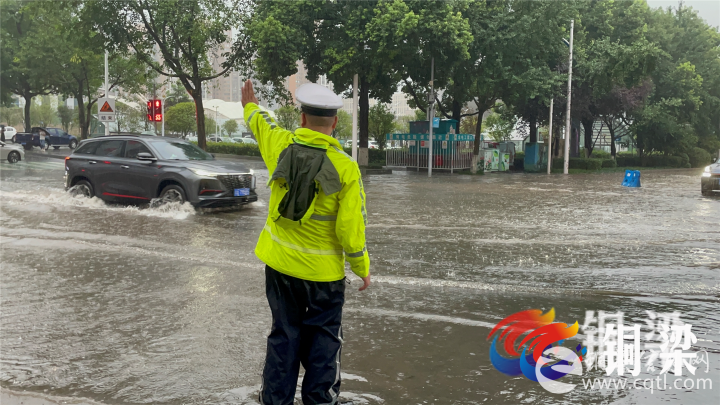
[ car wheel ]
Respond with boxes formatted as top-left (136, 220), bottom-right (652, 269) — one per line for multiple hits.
top-left (53, 146), bottom-right (60, 150)
top-left (23, 144), bottom-right (32, 150)
top-left (11, 135), bottom-right (16, 143)
top-left (70, 180), bottom-right (94, 198)
top-left (68, 140), bottom-right (78, 149)
top-left (159, 184), bottom-right (186, 204)
top-left (7, 151), bottom-right (21, 163)
top-left (701, 189), bottom-right (712, 196)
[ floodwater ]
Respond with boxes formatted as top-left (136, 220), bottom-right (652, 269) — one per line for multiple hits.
top-left (1, 155), bottom-right (718, 404)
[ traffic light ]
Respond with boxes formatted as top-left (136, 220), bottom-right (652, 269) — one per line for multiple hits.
top-left (154, 99), bottom-right (162, 122)
top-left (146, 99), bottom-right (163, 122)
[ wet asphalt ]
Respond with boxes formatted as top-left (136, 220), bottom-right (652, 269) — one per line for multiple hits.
top-left (0, 150), bottom-right (718, 404)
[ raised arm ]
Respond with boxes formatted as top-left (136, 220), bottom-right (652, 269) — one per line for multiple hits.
top-left (241, 80), bottom-right (293, 171)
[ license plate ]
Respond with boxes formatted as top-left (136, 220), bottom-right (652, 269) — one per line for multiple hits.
top-left (234, 188), bottom-right (250, 197)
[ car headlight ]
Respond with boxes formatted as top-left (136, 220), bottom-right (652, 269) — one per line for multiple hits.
top-left (702, 166), bottom-right (711, 177)
top-left (189, 168), bottom-right (221, 177)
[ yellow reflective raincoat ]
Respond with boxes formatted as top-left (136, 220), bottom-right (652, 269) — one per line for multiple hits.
top-left (244, 103), bottom-right (370, 282)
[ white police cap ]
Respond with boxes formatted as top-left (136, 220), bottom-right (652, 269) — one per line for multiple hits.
top-left (296, 83), bottom-right (343, 117)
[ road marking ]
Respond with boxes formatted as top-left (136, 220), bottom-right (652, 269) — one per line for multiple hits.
top-left (0, 160), bottom-right (65, 171)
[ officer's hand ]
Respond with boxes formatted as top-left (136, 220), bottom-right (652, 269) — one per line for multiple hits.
top-left (359, 274), bottom-right (371, 291)
top-left (241, 79), bottom-right (259, 107)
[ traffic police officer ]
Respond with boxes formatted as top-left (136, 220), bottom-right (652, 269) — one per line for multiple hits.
top-left (241, 80), bottom-right (371, 405)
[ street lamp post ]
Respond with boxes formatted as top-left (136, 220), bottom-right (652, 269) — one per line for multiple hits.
top-left (428, 57), bottom-right (435, 178)
top-left (563, 19), bottom-right (574, 174)
top-left (547, 98), bottom-right (554, 174)
top-left (215, 106), bottom-right (219, 137)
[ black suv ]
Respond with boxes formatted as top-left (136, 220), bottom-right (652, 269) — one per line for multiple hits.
top-left (64, 135), bottom-right (257, 207)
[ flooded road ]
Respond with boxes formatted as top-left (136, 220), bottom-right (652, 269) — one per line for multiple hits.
top-left (1, 155), bottom-right (718, 404)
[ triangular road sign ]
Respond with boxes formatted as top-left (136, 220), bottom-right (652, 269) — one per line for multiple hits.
top-left (100, 101), bottom-right (114, 113)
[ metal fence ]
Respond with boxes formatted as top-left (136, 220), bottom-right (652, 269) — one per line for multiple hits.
top-left (386, 134), bottom-right (476, 173)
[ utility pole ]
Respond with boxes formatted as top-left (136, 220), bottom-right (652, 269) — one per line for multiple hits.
top-left (104, 50), bottom-right (109, 136)
top-left (547, 98), bottom-right (554, 174)
top-left (215, 106), bottom-right (219, 137)
top-left (352, 74), bottom-right (358, 161)
top-left (161, 95), bottom-right (165, 137)
top-left (428, 57), bottom-right (434, 178)
top-left (563, 19), bottom-right (574, 174)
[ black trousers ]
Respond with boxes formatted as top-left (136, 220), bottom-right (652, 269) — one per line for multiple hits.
top-left (260, 265), bottom-right (345, 405)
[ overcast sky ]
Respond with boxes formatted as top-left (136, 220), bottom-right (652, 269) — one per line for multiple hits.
top-left (647, 0), bottom-right (720, 28)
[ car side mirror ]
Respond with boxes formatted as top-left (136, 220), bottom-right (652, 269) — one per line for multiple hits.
top-left (137, 152), bottom-right (156, 161)
top-left (713, 157), bottom-right (718, 163)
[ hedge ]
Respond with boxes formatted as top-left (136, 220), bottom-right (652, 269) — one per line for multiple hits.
top-left (552, 157), bottom-right (603, 170)
top-left (344, 148), bottom-right (386, 166)
top-left (688, 147), bottom-right (712, 168)
top-left (602, 159), bottom-right (617, 168)
top-left (191, 141), bottom-right (262, 157)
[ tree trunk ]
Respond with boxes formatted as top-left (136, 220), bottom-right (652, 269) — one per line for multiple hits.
top-left (582, 118), bottom-right (594, 158)
top-left (84, 100), bottom-right (96, 139)
top-left (471, 107), bottom-right (485, 173)
top-left (193, 86), bottom-right (207, 150)
top-left (23, 93), bottom-right (32, 132)
top-left (529, 117), bottom-right (537, 144)
top-left (358, 76), bottom-right (369, 166)
top-left (76, 90), bottom-right (88, 140)
top-left (451, 99), bottom-right (461, 127)
top-left (609, 123), bottom-right (617, 158)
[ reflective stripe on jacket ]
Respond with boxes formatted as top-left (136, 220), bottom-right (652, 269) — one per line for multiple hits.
top-left (244, 103), bottom-right (370, 282)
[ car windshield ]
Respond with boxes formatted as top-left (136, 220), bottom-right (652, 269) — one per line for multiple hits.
top-left (149, 140), bottom-right (213, 160)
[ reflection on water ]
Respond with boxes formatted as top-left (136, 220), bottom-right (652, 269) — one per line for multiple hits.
top-left (1, 168), bottom-right (718, 404)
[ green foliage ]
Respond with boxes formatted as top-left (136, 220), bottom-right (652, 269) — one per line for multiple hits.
top-left (484, 104), bottom-right (516, 142)
top-left (165, 102), bottom-right (196, 138)
top-left (413, 110), bottom-right (427, 121)
top-left (602, 159), bottom-right (617, 168)
top-left (0, 106), bottom-right (24, 128)
top-left (274, 105), bottom-right (300, 131)
top-left (30, 96), bottom-right (58, 127)
top-left (616, 155), bottom-right (642, 167)
top-left (552, 158), bottom-right (602, 170)
top-left (222, 119), bottom-right (239, 136)
top-left (198, 141), bottom-right (262, 157)
top-left (332, 110), bottom-right (352, 140)
top-left (165, 81), bottom-right (191, 108)
top-left (688, 147), bottom-right (711, 168)
top-left (92, 0), bottom-right (254, 149)
top-left (368, 104), bottom-right (395, 150)
top-left (205, 116), bottom-right (218, 136)
top-left (56, 104), bottom-right (76, 133)
top-left (344, 148), bottom-right (385, 166)
top-left (115, 101), bottom-right (144, 133)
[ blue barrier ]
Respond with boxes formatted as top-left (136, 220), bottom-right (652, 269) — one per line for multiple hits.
top-left (622, 170), bottom-right (641, 187)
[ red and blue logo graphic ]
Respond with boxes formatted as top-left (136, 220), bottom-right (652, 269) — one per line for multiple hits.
top-left (487, 308), bottom-right (586, 385)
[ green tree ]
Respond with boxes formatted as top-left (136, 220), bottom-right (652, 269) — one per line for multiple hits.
top-left (630, 4), bottom-right (720, 157)
top-left (484, 104), bottom-right (516, 143)
top-left (274, 104), bottom-right (300, 131)
top-left (30, 96), bottom-right (58, 127)
top-left (57, 104), bottom-right (76, 133)
top-left (165, 81), bottom-right (191, 108)
top-left (205, 116), bottom-right (218, 137)
top-left (223, 119), bottom-right (239, 136)
top-left (165, 102), bottom-right (196, 138)
top-left (0, 106), bottom-right (25, 128)
top-left (368, 103), bottom-right (394, 151)
top-left (92, 0), bottom-right (254, 150)
top-left (0, 0), bottom-right (62, 131)
top-left (115, 101), bottom-right (144, 133)
top-left (332, 110), bottom-right (352, 140)
top-left (250, 0), bottom-right (471, 165)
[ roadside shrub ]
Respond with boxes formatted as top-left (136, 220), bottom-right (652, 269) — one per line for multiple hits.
top-left (552, 158), bottom-right (563, 170)
top-left (192, 141), bottom-right (262, 157)
top-left (515, 151), bottom-right (525, 160)
top-left (602, 159), bottom-right (617, 168)
top-left (616, 155), bottom-right (642, 167)
top-left (590, 149), bottom-right (611, 159)
top-left (585, 159), bottom-right (602, 171)
top-left (688, 147), bottom-right (711, 168)
top-left (676, 153), bottom-right (690, 167)
top-left (344, 147), bottom-right (386, 166)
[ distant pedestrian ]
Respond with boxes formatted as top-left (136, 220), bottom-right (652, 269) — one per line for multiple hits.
top-left (1, 125), bottom-right (5, 143)
top-left (242, 79), bottom-right (370, 405)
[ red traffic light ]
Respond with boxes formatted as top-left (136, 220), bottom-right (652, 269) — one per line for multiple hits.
top-left (155, 100), bottom-right (161, 109)
top-left (154, 114), bottom-right (162, 122)
top-left (147, 114), bottom-right (153, 121)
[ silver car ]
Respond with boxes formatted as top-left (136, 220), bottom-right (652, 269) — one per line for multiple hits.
top-left (0, 141), bottom-right (24, 163)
